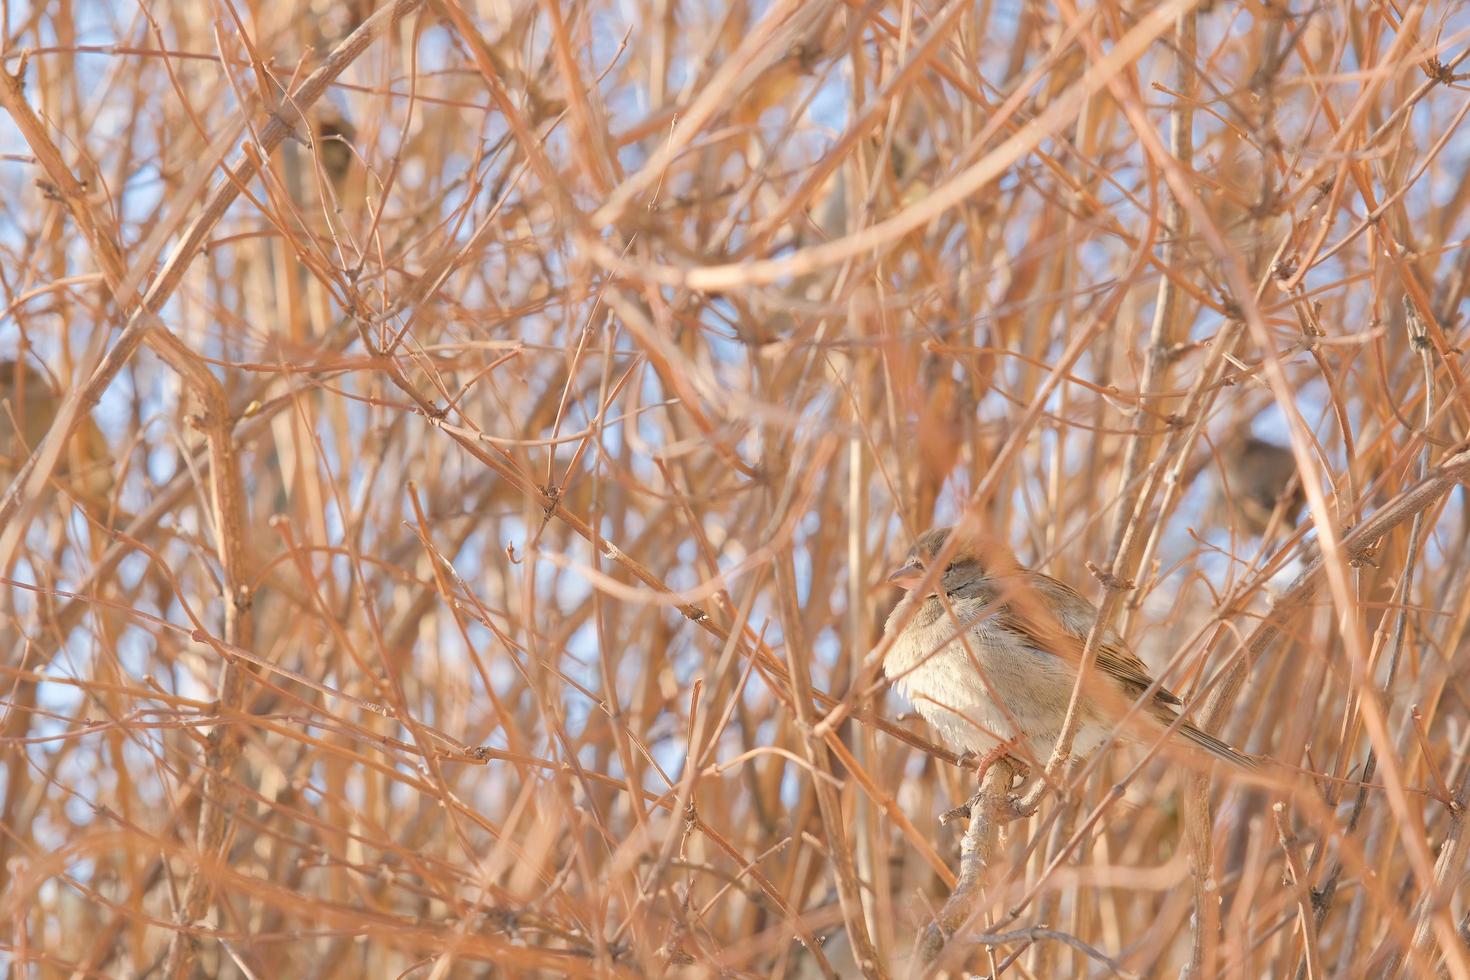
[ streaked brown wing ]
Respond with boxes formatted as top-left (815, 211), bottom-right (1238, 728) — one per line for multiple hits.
top-left (1095, 641), bottom-right (1183, 706)
top-left (994, 572), bottom-right (1184, 707)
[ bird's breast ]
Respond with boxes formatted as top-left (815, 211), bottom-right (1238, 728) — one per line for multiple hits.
top-left (882, 596), bottom-right (1099, 755)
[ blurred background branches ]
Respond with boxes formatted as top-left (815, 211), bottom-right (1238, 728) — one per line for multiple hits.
top-left (2, 0), bottom-right (1469, 975)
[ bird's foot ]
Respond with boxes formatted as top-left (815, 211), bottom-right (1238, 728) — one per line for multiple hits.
top-left (969, 739), bottom-right (1028, 783)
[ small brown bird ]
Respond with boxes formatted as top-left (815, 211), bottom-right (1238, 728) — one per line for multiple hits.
top-left (1216, 436), bottom-right (1304, 537)
top-left (312, 108), bottom-right (357, 194)
top-left (882, 526), bottom-right (1253, 776)
top-left (0, 358), bottom-right (114, 502)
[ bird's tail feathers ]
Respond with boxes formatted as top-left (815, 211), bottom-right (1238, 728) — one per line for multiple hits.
top-left (1178, 720), bottom-right (1257, 769)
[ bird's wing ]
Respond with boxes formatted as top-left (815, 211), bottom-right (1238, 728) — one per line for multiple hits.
top-left (975, 569), bottom-right (1250, 765)
top-left (1095, 641), bottom-right (1184, 706)
top-left (992, 572), bottom-right (1184, 707)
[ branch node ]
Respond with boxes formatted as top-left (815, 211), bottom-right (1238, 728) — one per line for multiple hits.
top-left (539, 483), bottom-right (560, 518)
top-left (1423, 57), bottom-right (1456, 84)
top-left (1085, 561), bottom-right (1134, 592)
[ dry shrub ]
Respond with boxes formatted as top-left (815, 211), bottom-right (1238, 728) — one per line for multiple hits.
top-left (2, 0), bottom-right (1469, 976)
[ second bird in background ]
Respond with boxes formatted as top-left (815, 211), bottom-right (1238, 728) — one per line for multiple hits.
top-left (1215, 436), bottom-right (1305, 537)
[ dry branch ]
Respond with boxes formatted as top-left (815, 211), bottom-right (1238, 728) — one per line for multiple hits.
top-left (3, 0), bottom-right (1469, 976)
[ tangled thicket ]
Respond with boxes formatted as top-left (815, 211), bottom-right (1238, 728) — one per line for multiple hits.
top-left (3, 0), bottom-right (1469, 976)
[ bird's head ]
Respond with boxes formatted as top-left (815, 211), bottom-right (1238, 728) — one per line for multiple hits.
top-left (886, 525), bottom-right (988, 597)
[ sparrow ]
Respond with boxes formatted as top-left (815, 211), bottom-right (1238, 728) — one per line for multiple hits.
top-left (882, 526), bottom-right (1254, 777)
top-left (1215, 436), bottom-right (1304, 537)
top-left (0, 358), bottom-right (114, 502)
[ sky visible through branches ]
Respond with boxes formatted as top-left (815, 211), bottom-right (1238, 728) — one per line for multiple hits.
top-left (2, 0), bottom-right (1470, 976)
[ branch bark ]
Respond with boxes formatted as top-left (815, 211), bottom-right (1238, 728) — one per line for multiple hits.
top-left (916, 759), bottom-right (1022, 972)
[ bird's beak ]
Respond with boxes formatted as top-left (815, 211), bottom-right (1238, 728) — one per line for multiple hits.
top-left (886, 560), bottom-right (925, 589)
